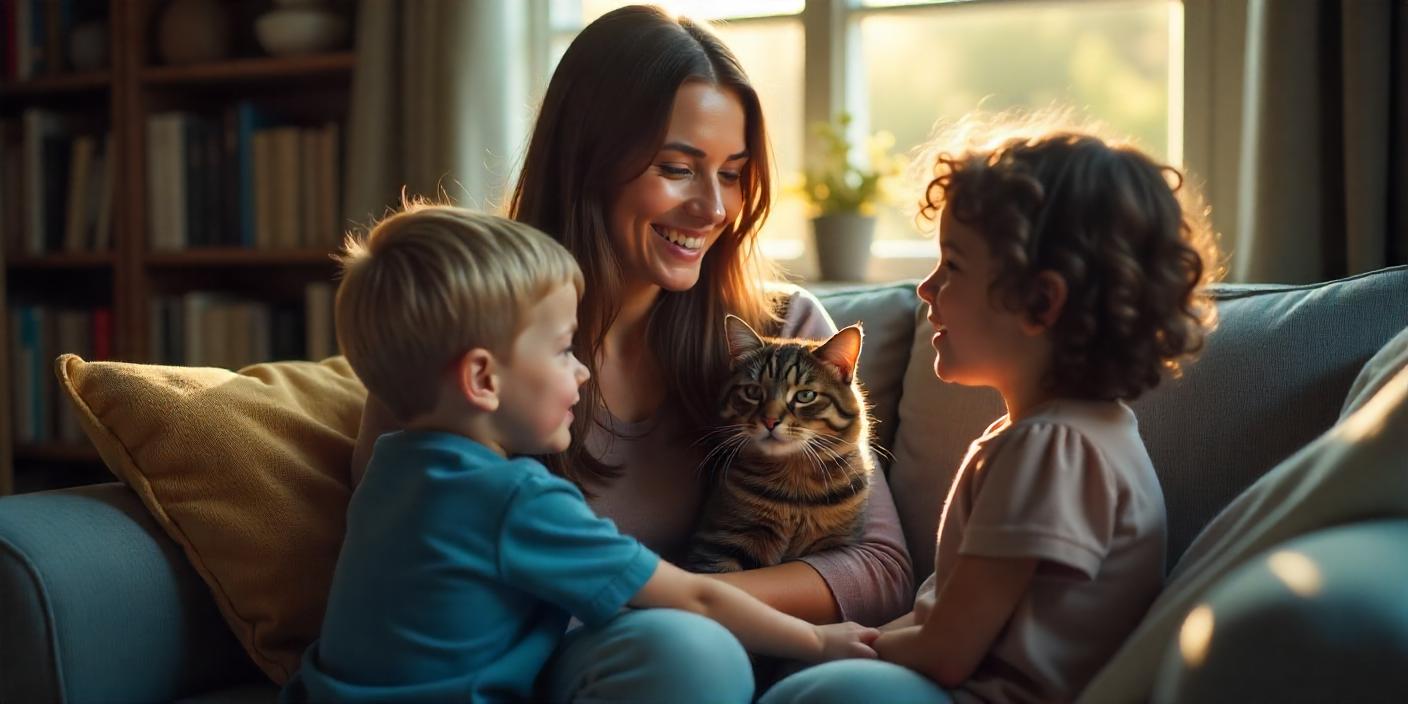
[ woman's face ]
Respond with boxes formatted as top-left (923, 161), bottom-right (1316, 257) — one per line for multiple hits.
top-left (609, 81), bottom-right (748, 293)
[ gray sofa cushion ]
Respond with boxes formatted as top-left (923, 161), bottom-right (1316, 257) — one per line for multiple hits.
top-left (816, 281), bottom-right (925, 457)
top-left (1131, 265), bottom-right (1408, 563)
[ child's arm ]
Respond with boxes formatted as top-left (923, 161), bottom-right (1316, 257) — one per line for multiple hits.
top-left (631, 560), bottom-right (879, 662)
top-left (878, 610), bottom-right (917, 632)
top-left (874, 554), bottom-right (1037, 687)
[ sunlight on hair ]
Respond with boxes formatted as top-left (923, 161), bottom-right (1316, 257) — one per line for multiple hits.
top-left (905, 105), bottom-right (1122, 233)
top-left (1266, 550), bottom-right (1323, 598)
top-left (1178, 604), bottom-right (1215, 669)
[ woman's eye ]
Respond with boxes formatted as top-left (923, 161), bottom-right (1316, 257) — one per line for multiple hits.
top-left (944, 260), bottom-right (960, 273)
top-left (659, 165), bottom-right (691, 177)
top-left (742, 385), bottom-right (763, 401)
top-left (794, 390), bottom-right (817, 404)
top-left (719, 170), bottom-right (741, 184)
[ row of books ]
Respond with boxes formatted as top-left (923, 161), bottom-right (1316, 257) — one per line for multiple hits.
top-left (1, 0), bottom-right (103, 81)
top-left (146, 107), bottom-right (343, 252)
top-left (0, 111), bottom-right (114, 256)
top-left (147, 282), bottom-right (337, 370)
top-left (8, 304), bottom-right (113, 445)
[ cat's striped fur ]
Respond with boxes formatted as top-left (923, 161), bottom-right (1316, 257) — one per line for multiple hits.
top-left (686, 315), bottom-right (873, 573)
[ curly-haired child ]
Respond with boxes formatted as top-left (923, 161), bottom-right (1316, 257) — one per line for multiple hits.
top-left (760, 120), bottom-right (1221, 704)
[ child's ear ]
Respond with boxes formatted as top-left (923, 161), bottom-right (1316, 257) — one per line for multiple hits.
top-left (814, 324), bottom-right (863, 384)
top-left (453, 348), bottom-right (500, 412)
top-left (724, 314), bottom-right (766, 362)
top-left (1022, 271), bottom-right (1068, 335)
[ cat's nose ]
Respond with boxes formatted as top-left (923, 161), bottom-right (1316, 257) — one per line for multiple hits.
top-left (761, 417), bottom-right (779, 431)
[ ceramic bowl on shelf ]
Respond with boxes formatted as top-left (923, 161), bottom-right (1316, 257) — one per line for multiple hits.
top-left (254, 8), bottom-right (349, 57)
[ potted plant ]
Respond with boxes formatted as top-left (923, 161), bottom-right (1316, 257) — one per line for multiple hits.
top-left (801, 113), bottom-right (902, 281)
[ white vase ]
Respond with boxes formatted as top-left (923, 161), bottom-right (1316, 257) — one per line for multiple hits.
top-left (255, 1), bottom-right (349, 57)
top-left (812, 213), bottom-right (876, 282)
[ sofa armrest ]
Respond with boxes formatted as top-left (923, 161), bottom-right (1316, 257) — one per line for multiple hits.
top-left (1152, 518), bottom-right (1408, 703)
top-left (0, 482), bottom-right (263, 702)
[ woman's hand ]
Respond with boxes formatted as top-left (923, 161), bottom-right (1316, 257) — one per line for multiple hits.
top-left (813, 622), bottom-right (881, 661)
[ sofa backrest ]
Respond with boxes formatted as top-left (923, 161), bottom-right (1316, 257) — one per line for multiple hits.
top-left (1130, 265), bottom-right (1408, 565)
top-left (818, 265), bottom-right (1408, 579)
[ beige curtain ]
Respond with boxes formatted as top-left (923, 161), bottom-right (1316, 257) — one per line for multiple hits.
top-left (343, 0), bottom-right (532, 229)
top-left (1231, 0), bottom-right (1407, 283)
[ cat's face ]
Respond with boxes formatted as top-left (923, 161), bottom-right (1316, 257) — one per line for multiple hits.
top-left (717, 315), bottom-right (864, 459)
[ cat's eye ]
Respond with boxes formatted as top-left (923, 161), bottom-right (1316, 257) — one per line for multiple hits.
top-left (794, 390), bottom-right (817, 404)
top-left (742, 385), bottom-right (763, 401)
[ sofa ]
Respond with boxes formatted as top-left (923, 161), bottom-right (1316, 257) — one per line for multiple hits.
top-left (2, 265), bottom-right (1406, 702)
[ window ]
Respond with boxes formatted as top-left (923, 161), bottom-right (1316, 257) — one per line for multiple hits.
top-left (541, 0), bottom-right (1182, 277)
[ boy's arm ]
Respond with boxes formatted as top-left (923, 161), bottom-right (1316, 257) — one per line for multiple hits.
top-left (875, 554), bottom-right (1037, 687)
top-left (631, 560), bottom-right (878, 662)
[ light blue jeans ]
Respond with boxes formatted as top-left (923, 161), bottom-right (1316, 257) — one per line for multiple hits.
top-left (539, 608), bottom-right (754, 703)
top-left (759, 660), bottom-right (953, 704)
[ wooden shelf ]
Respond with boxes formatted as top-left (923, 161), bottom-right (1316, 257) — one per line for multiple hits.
top-left (14, 443), bottom-right (102, 464)
top-left (6, 252), bottom-right (116, 269)
top-left (0, 72), bottom-right (112, 98)
top-left (140, 52), bottom-right (356, 85)
top-left (145, 248), bottom-right (338, 267)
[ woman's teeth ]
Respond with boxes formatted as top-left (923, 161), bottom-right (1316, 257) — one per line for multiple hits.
top-left (653, 225), bottom-right (703, 251)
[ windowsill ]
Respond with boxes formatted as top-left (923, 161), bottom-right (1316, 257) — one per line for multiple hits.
top-left (761, 238), bottom-right (935, 285)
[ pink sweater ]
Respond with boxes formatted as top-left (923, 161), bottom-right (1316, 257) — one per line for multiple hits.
top-left (582, 287), bottom-right (914, 626)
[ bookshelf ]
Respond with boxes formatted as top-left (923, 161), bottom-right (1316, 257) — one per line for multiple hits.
top-left (1, 0), bottom-right (356, 494)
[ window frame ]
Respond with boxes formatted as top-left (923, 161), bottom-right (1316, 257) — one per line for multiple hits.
top-left (534, 0), bottom-right (1193, 282)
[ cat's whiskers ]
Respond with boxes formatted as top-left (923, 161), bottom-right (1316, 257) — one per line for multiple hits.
top-left (693, 424), bottom-right (753, 447)
top-left (698, 431), bottom-right (751, 477)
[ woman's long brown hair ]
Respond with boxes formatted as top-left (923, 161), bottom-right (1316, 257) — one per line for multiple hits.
top-left (509, 5), bottom-right (781, 489)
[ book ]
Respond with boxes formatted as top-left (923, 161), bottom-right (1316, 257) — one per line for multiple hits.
top-left (62, 133), bottom-right (94, 252)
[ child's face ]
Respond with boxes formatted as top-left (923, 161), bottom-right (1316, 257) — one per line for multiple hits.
top-left (494, 282), bottom-right (590, 455)
top-left (916, 207), bottom-right (1034, 391)
top-left (608, 81), bottom-right (747, 293)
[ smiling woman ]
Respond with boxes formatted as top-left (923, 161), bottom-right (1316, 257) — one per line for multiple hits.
top-left (347, 4), bottom-right (912, 702)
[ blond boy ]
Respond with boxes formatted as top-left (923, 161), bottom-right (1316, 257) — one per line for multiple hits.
top-left (281, 205), bottom-right (879, 703)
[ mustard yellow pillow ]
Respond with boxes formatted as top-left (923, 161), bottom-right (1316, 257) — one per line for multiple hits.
top-left (55, 354), bottom-right (366, 685)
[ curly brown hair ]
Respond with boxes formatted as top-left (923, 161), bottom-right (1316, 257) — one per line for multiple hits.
top-left (919, 126), bottom-right (1221, 402)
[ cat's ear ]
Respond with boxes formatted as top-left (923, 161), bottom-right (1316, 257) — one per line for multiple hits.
top-left (724, 314), bottom-right (766, 361)
top-left (814, 324), bottom-right (863, 384)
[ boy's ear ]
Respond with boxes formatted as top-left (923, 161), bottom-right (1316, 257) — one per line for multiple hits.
top-left (1023, 270), bottom-right (1068, 334)
top-left (814, 324), bottom-right (864, 384)
top-left (453, 348), bottom-right (500, 412)
top-left (724, 314), bottom-right (766, 362)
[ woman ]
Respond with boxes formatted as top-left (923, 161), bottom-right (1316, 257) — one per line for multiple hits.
top-left (353, 6), bottom-right (912, 702)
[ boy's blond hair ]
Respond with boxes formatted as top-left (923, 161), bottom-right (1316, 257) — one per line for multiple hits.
top-left (335, 202), bottom-right (584, 421)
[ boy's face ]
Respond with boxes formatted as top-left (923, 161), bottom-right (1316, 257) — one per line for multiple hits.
top-left (915, 207), bottom-right (1031, 389)
top-left (494, 282), bottom-right (590, 455)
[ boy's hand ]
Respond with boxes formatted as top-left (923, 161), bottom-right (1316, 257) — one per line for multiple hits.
top-left (813, 622), bottom-right (881, 661)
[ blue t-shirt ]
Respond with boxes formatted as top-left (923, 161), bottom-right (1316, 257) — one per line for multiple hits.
top-left (282, 431), bottom-right (660, 703)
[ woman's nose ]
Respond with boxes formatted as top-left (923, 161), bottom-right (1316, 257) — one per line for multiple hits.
top-left (685, 178), bottom-right (726, 225)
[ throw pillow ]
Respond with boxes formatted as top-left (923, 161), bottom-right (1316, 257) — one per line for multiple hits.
top-left (1076, 357), bottom-right (1408, 703)
top-left (1341, 324), bottom-right (1408, 418)
top-left (885, 306), bottom-right (1005, 578)
top-left (55, 354), bottom-right (366, 685)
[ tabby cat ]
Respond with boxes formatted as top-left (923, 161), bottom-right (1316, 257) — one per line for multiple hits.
top-left (686, 314), bottom-right (874, 573)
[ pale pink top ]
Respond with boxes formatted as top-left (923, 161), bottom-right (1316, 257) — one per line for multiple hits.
top-left (913, 399), bottom-right (1166, 703)
top-left (583, 287), bottom-right (914, 626)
